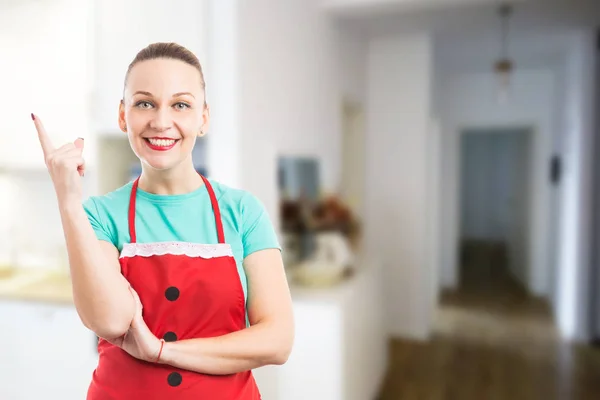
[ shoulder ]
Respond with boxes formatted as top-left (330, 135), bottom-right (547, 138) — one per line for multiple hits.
top-left (83, 181), bottom-right (133, 231)
top-left (208, 179), bottom-right (280, 256)
top-left (209, 179), bottom-right (267, 214)
top-left (82, 181), bottom-right (133, 246)
top-left (83, 181), bottom-right (134, 217)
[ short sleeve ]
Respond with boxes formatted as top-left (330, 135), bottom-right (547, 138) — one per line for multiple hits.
top-left (240, 192), bottom-right (281, 259)
top-left (83, 196), bottom-right (115, 245)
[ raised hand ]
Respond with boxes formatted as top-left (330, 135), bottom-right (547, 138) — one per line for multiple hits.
top-left (32, 113), bottom-right (85, 203)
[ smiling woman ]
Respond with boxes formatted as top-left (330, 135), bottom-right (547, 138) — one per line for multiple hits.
top-left (32, 42), bottom-right (294, 400)
top-left (118, 44), bottom-right (209, 174)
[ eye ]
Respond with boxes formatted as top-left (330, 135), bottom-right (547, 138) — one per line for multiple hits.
top-left (134, 101), bottom-right (153, 109)
top-left (174, 102), bottom-right (191, 110)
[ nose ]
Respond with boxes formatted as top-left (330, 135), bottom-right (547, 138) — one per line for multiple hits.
top-left (149, 108), bottom-right (173, 132)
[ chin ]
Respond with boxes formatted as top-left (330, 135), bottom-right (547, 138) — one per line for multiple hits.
top-left (142, 156), bottom-right (184, 171)
top-left (132, 138), bottom-right (193, 171)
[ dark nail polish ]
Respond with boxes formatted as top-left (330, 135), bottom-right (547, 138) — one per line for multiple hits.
top-left (31, 113), bottom-right (35, 121)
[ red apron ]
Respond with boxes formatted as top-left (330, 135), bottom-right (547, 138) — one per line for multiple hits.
top-left (87, 175), bottom-right (260, 400)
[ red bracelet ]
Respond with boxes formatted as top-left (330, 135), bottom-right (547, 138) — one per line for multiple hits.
top-left (155, 339), bottom-right (165, 363)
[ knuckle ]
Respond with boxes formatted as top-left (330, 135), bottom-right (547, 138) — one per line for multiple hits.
top-left (50, 156), bottom-right (66, 169)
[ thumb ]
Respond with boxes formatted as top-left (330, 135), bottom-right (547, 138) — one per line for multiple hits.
top-left (74, 137), bottom-right (84, 151)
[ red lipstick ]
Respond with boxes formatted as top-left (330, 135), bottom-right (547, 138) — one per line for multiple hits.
top-left (144, 137), bottom-right (178, 151)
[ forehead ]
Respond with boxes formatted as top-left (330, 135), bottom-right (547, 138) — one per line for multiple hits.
top-left (125, 58), bottom-right (203, 96)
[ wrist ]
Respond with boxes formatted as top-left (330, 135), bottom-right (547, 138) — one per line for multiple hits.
top-left (156, 340), bottom-right (174, 365)
top-left (154, 339), bottom-right (167, 364)
top-left (57, 196), bottom-right (82, 213)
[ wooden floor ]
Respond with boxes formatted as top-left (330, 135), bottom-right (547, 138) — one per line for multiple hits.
top-left (377, 243), bottom-right (600, 400)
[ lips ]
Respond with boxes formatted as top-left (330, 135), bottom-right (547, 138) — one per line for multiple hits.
top-left (144, 137), bottom-right (179, 151)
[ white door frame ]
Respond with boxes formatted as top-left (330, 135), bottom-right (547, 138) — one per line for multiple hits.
top-left (439, 119), bottom-right (553, 299)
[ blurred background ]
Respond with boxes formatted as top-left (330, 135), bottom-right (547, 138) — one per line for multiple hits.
top-left (1, 0), bottom-right (600, 398)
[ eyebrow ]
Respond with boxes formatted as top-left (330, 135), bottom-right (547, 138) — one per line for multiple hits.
top-left (133, 91), bottom-right (195, 99)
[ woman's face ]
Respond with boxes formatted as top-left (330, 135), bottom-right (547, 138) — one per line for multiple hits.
top-left (119, 58), bottom-right (209, 171)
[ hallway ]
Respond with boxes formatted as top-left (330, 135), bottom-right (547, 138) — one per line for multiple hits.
top-left (377, 243), bottom-right (600, 399)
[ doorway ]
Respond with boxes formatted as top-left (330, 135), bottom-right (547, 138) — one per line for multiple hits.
top-left (458, 128), bottom-right (532, 295)
top-left (434, 126), bottom-right (557, 343)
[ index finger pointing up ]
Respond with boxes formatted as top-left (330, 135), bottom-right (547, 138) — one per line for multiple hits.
top-left (31, 113), bottom-right (54, 156)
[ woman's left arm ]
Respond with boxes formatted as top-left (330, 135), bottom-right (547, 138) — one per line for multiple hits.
top-left (158, 248), bottom-right (294, 375)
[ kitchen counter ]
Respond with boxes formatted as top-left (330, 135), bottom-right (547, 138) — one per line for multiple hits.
top-left (0, 267), bottom-right (73, 304)
top-left (0, 272), bottom-right (97, 400)
top-left (254, 262), bottom-right (388, 400)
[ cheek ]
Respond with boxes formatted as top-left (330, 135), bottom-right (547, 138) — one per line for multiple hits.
top-left (176, 117), bottom-right (200, 138)
top-left (125, 112), bottom-right (147, 133)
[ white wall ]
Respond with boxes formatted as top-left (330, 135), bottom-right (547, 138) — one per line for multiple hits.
top-left (93, 0), bottom-right (206, 134)
top-left (547, 59), bottom-right (568, 311)
top-left (0, 0), bottom-right (93, 170)
top-left (236, 0), bottom-right (342, 232)
top-left (438, 68), bottom-right (555, 297)
top-left (365, 33), bottom-right (434, 339)
top-left (338, 30), bottom-right (368, 104)
top-left (204, 0), bottom-right (241, 189)
top-left (555, 30), bottom-right (597, 342)
top-left (338, 29), bottom-right (368, 221)
top-left (0, 0), bottom-right (95, 267)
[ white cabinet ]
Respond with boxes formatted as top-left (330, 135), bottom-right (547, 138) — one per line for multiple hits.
top-left (0, 301), bottom-right (98, 400)
top-left (93, 0), bottom-right (208, 134)
top-left (0, 0), bottom-right (94, 171)
top-left (254, 265), bottom-right (387, 400)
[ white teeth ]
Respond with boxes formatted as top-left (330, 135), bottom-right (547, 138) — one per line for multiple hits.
top-left (148, 138), bottom-right (176, 147)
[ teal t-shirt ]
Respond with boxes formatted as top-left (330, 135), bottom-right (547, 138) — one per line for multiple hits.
top-left (82, 178), bottom-right (281, 305)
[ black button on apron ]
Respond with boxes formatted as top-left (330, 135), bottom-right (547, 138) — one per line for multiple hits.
top-left (165, 286), bottom-right (180, 301)
top-left (163, 331), bottom-right (177, 342)
top-left (167, 372), bottom-right (182, 387)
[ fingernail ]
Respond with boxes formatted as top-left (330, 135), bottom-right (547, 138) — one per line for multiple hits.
top-left (78, 137), bottom-right (84, 140)
top-left (31, 113), bottom-right (35, 121)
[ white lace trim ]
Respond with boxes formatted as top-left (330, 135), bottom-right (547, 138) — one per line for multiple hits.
top-left (120, 242), bottom-right (233, 259)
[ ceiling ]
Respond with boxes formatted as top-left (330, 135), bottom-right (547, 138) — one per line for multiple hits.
top-left (331, 0), bottom-right (598, 72)
top-left (331, 0), bottom-right (600, 37)
top-left (435, 30), bottom-right (574, 73)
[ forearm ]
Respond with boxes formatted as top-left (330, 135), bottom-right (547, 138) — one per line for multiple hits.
top-left (59, 199), bottom-right (134, 339)
top-left (158, 322), bottom-right (293, 375)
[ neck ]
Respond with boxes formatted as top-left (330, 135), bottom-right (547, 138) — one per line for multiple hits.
top-left (137, 157), bottom-right (203, 195)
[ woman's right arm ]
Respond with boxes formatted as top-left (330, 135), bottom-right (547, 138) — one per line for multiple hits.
top-left (32, 114), bottom-right (134, 340)
top-left (59, 201), bottom-right (135, 340)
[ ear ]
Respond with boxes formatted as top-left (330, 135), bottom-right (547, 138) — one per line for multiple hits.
top-left (198, 103), bottom-right (210, 137)
top-left (118, 100), bottom-right (127, 133)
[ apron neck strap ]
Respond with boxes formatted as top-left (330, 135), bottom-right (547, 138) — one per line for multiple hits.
top-left (128, 174), bottom-right (225, 244)
top-left (128, 177), bottom-right (140, 243)
top-left (200, 174), bottom-right (226, 244)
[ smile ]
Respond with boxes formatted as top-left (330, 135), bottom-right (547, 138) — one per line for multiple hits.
top-left (144, 137), bottom-right (179, 151)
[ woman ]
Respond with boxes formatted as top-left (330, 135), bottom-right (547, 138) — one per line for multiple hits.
top-left (33, 42), bottom-right (294, 399)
